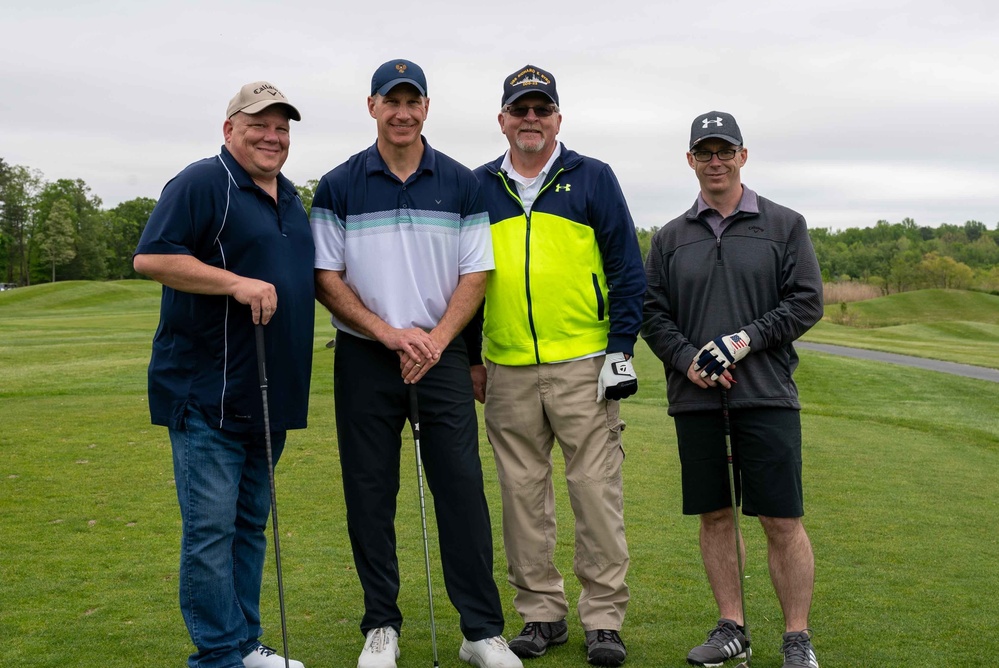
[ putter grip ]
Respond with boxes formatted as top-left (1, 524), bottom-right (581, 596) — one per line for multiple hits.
top-left (255, 324), bottom-right (268, 387)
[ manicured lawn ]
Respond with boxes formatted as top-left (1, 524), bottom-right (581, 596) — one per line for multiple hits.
top-left (2, 282), bottom-right (996, 667)
top-left (806, 289), bottom-right (999, 369)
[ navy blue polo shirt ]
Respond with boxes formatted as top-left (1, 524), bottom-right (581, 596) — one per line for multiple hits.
top-left (310, 137), bottom-right (493, 337)
top-left (135, 146), bottom-right (314, 433)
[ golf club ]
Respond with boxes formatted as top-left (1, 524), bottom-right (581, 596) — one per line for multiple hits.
top-left (408, 385), bottom-right (440, 668)
top-left (255, 323), bottom-right (290, 668)
top-left (721, 389), bottom-right (751, 668)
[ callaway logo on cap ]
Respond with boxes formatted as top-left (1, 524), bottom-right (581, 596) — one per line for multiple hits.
top-left (226, 81), bottom-right (301, 121)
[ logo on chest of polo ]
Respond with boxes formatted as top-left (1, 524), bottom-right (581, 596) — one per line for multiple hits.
top-left (555, 183), bottom-right (571, 193)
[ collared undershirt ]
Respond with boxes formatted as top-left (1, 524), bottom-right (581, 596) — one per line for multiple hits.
top-left (501, 142), bottom-right (563, 216)
top-left (695, 185), bottom-right (760, 238)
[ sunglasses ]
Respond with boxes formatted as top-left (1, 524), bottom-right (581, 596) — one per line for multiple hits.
top-left (504, 104), bottom-right (558, 118)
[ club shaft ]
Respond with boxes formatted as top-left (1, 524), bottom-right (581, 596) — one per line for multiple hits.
top-left (256, 324), bottom-right (290, 668)
top-left (721, 389), bottom-right (750, 666)
top-left (409, 386), bottom-right (439, 666)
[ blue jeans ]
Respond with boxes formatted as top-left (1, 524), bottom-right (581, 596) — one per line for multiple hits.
top-left (169, 405), bottom-right (286, 668)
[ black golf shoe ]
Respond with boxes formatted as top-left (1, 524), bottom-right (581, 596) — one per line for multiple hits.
top-left (686, 619), bottom-right (748, 667)
top-left (508, 620), bottom-right (568, 658)
top-left (780, 629), bottom-right (818, 668)
top-left (585, 629), bottom-right (626, 666)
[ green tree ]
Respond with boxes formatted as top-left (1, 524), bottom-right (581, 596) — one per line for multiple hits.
top-left (295, 178), bottom-right (319, 217)
top-left (32, 179), bottom-right (105, 281)
top-left (635, 226), bottom-right (658, 263)
top-left (887, 246), bottom-right (923, 294)
top-left (0, 163), bottom-right (44, 285)
top-left (916, 252), bottom-right (974, 290)
top-left (104, 197), bottom-right (157, 279)
top-left (963, 220), bottom-right (986, 242)
top-left (34, 199), bottom-right (77, 282)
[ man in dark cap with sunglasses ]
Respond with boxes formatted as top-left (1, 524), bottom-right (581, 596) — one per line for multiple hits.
top-left (471, 65), bottom-right (646, 667)
top-left (641, 112), bottom-right (823, 668)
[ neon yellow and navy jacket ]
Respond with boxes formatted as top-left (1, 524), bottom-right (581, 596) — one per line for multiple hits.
top-left (473, 146), bottom-right (646, 366)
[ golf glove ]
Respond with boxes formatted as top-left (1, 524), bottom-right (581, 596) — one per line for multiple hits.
top-left (597, 352), bottom-right (638, 401)
top-left (694, 330), bottom-right (751, 381)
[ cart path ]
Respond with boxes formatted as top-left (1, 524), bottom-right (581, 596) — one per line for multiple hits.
top-left (796, 342), bottom-right (999, 383)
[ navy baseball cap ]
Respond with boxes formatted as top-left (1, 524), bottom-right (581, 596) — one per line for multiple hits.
top-left (502, 64), bottom-right (559, 107)
top-left (371, 59), bottom-right (427, 96)
top-left (689, 111), bottom-right (743, 148)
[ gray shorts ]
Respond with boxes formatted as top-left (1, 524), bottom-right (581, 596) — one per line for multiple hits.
top-left (674, 407), bottom-right (803, 517)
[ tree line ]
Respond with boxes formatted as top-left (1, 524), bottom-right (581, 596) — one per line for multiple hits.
top-left (637, 217), bottom-right (999, 295)
top-left (3, 159), bottom-right (997, 295)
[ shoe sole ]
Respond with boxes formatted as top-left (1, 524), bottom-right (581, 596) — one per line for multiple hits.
top-left (461, 646), bottom-right (525, 666)
top-left (586, 650), bottom-right (626, 667)
top-left (686, 652), bottom-right (747, 667)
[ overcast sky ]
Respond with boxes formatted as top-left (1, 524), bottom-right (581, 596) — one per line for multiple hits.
top-left (3, 0), bottom-right (997, 231)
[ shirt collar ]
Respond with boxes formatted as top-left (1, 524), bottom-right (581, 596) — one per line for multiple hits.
top-left (695, 185), bottom-right (760, 218)
top-left (365, 136), bottom-right (436, 180)
top-left (218, 145), bottom-right (296, 197)
top-left (501, 141), bottom-right (562, 186)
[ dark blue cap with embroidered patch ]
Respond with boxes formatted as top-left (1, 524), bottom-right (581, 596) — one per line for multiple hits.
top-left (371, 59), bottom-right (427, 96)
top-left (502, 64), bottom-right (559, 107)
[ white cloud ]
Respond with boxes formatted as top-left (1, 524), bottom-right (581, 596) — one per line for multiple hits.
top-left (3, 0), bottom-right (997, 230)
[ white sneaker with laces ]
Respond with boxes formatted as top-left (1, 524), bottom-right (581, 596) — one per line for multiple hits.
top-left (358, 627), bottom-right (400, 668)
top-left (459, 636), bottom-right (524, 668)
top-left (243, 644), bottom-right (305, 668)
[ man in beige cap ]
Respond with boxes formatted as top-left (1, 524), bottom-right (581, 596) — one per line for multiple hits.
top-left (134, 81), bottom-right (314, 668)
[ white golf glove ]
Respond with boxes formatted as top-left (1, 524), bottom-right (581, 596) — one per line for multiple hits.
top-left (693, 330), bottom-right (751, 381)
top-left (597, 352), bottom-right (638, 401)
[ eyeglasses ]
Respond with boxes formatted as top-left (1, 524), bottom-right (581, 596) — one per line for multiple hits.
top-left (504, 104), bottom-right (558, 118)
top-left (691, 148), bottom-right (741, 162)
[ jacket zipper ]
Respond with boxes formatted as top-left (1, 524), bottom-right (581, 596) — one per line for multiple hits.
top-left (498, 167), bottom-right (564, 364)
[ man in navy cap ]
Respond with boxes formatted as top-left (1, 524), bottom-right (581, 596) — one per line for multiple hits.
top-left (642, 111), bottom-right (823, 668)
top-left (472, 65), bottom-right (646, 667)
top-left (311, 60), bottom-right (522, 668)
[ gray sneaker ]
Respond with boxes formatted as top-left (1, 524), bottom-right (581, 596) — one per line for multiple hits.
top-left (508, 620), bottom-right (568, 658)
top-left (780, 630), bottom-right (818, 668)
top-left (686, 619), bottom-right (748, 667)
top-left (585, 629), bottom-right (626, 667)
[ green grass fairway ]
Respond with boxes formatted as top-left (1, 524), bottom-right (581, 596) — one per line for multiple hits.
top-left (2, 282), bottom-right (997, 667)
top-left (806, 289), bottom-right (999, 368)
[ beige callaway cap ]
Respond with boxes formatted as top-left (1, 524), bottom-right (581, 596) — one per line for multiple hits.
top-left (226, 81), bottom-right (302, 121)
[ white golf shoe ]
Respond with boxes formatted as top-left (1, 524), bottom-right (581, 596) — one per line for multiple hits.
top-left (459, 635), bottom-right (524, 668)
top-left (243, 644), bottom-right (305, 668)
top-left (358, 627), bottom-right (400, 668)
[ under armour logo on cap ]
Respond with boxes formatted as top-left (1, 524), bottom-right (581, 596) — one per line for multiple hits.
top-left (689, 110), bottom-right (743, 148)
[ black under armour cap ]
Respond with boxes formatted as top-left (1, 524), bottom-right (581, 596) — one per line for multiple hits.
top-left (690, 111), bottom-right (743, 149)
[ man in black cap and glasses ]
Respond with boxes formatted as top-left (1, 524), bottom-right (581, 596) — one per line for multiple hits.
top-left (641, 111), bottom-right (823, 668)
